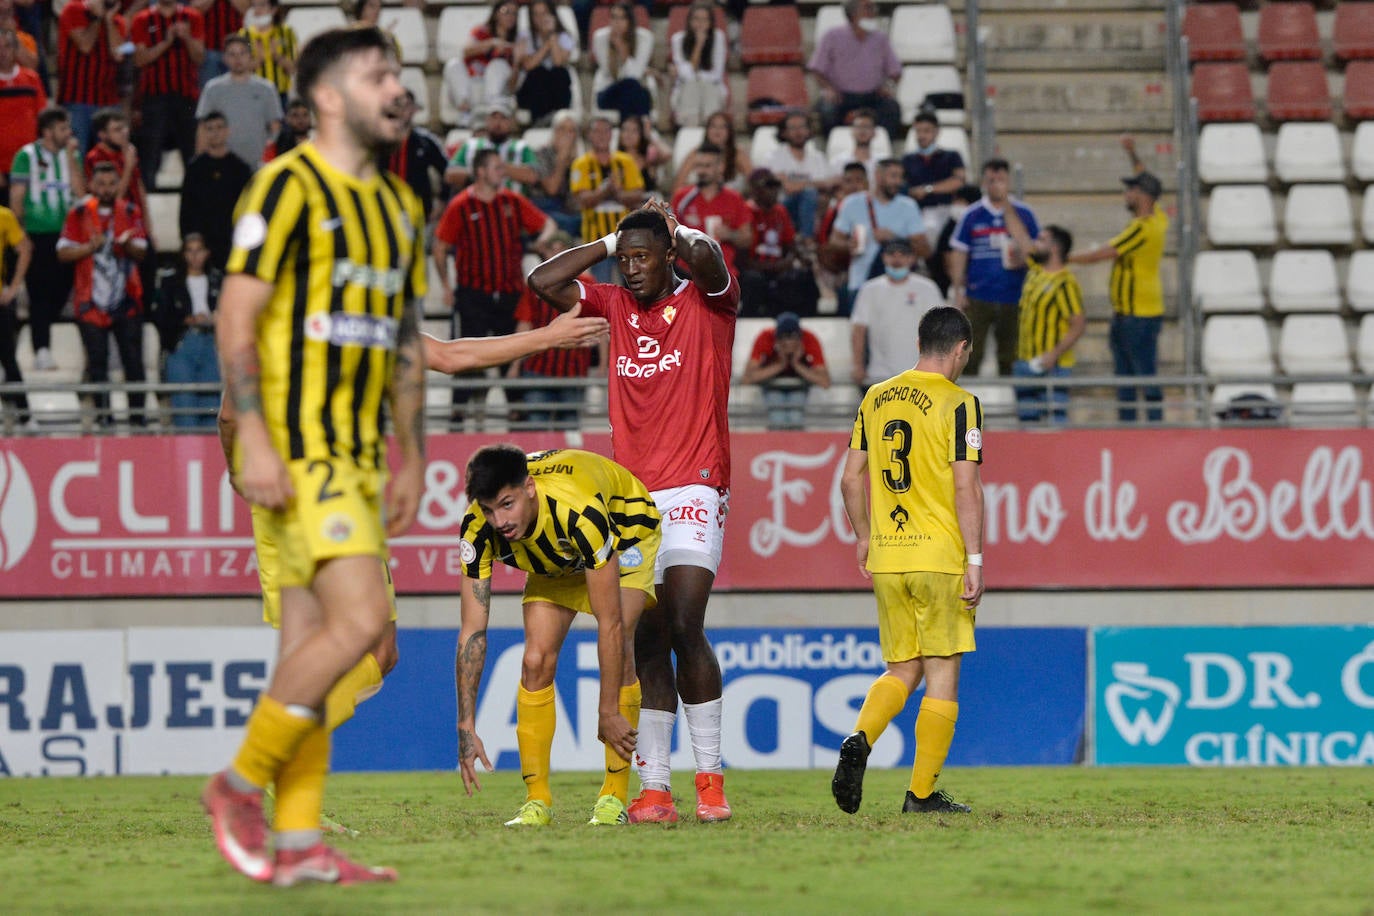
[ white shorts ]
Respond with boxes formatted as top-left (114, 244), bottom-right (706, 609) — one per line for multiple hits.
top-left (651, 484), bottom-right (729, 583)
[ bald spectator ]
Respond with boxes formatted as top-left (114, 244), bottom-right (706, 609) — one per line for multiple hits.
top-left (808, 0), bottom-right (901, 140)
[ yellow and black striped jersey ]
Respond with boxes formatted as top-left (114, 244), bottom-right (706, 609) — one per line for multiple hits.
top-left (237, 24), bottom-right (297, 95)
top-left (1017, 260), bottom-right (1084, 367)
top-left (849, 369), bottom-right (983, 575)
top-left (1109, 204), bottom-right (1168, 318)
top-left (458, 449), bottom-right (660, 580)
top-left (227, 141), bottom-right (427, 473)
top-left (568, 150), bottom-right (644, 242)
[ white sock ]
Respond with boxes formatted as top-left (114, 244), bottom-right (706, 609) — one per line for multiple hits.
top-left (683, 698), bottom-right (723, 774)
top-left (635, 708), bottom-right (675, 792)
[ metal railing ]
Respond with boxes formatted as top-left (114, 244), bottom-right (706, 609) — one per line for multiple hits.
top-left (965, 0), bottom-right (996, 167)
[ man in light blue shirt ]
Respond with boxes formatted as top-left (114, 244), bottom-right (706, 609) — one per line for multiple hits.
top-left (827, 158), bottom-right (928, 316)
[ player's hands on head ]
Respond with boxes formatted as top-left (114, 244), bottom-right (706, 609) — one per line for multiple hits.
top-left (962, 564), bottom-right (983, 610)
top-left (457, 727), bottom-right (493, 796)
top-left (598, 712), bottom-right (637, 762)
top-left (643, 198), bottom-right (679, 236)
top-left (386, 458), bottom-right (423, 537)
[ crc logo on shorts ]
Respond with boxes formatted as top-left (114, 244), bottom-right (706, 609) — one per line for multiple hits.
top-left (303, 312), bottom-right (399, 349)
top-left (459, 539), bottom-right (477, 565)
top-left (322, 513), bottom-right (355, 543)
top-left (965, 427), bottom-right (983, 452)
top-left (620, 546), bottom-right (643, 568)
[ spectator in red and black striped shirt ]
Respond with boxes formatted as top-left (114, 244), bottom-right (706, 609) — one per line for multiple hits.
top-left (191, 0), bottom-right (245, 86)
top-left (131, 0), bottom-right (205, 187)
top-left (57, 0), bottom-right (130, 153)
top-left (433, 147), bottom-right (556, 428)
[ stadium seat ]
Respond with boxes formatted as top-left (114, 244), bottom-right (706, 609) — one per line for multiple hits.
top-left (1288, 382), bottom-right (1360, 427)
top-left (436, 7), bottom-right (489, 63)
top-left (1357, 314), bottom-right (1374, 372)
top-left (400, 68), bottom-right (431, 125)
top-left (746, 66), bottom-right (809, 127)
top-left (381, 7), bottom-right (428, 65)
top-left (825, 125), bottom-right (893, 162)
top-left (1257, 1), bottom-right (1321, 62)
top-left (146, 193), bottom-right (181, 254)
top-left (1191, 62), bottom-right (1256, 122)
top-left (1182, 3), bottom-right (1245, 62)
top-left (750, 125), bottom-right (780, 165)
top-left (896, 66), bottom-right (964, 126)
top-left (1346, 252), bottom-right (1374, 312)
top-left (1284, 185), bottom-right (1354, 246)
top-left (152, 148), bottom-right (184, 191)
top-left (1197, 123), bottom-right (1267, 184)
top-left (284, 7), bottom-right (348, 51)
top-left (962, 382), bottom-right (1016, 421)
top-left (889, 5), bottom-right (957, 65)
top-left (1346, 61), bottom-right (1374, 121)
top-left (1352, 122), bottom-right (1374, 183)
top-left (803, 317), bottom-right (854, 387)
top-left (1210, 382), bottom-right (1282, 420)
top-left (1334, 2), bottom-right (1374, 62)
top-left (740, 6), bottom-right (804, 66)
top-left (1268, 249), bottom-right (1343, 313)
top-left (672, 126), bottom-right (705, 172)
top-left (1202, 315), bottom-right (1276, 376)
top-left (1273, 122), bottom-right (1345, 183)
top-left (1205, 185), bottom-right (1277, 246)
top-left (813, 5), bottom-right (847, 45)
top-left (666, 2), bottom-right (727, 43)
top-left (1265, 61), bottom-right (1331, 121)
top-left (1193, 250), bottom-right (1265, 313)
top-left (936, 126), bottom-right (971, 167)
top-left (1278, 314), bottom-right (1353, 374)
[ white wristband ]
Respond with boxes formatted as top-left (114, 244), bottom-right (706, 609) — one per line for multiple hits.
top-left (600, 233), bottom-right (617, 257)
top-left (967, 553), bottom-right (984, 566)
top-left (674, 224), bottom-right (708, 245)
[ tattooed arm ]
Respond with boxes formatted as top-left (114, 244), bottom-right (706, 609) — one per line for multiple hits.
top-left (216, 274), bottom-right (292, 509)
top-left (455, 572), bottom-right (494, 795)
top-left (386, 298), bottom-right (428, 538)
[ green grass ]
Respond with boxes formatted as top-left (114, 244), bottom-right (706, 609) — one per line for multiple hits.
top-left (1, 767), bottom-right (1372, 914)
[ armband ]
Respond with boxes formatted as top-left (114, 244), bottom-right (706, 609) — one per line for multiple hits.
top-left (674, 224), bottom-right (709, 246)
top-left (966, 553), bottom-right (984, 567)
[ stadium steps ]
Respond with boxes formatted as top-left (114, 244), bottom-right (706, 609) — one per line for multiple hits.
top-left (978, 10), bottom-right (1168, 72)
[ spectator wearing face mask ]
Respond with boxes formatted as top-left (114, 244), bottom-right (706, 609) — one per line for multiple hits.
top-left (850, 238), bottom-right (943, 390)
top-left (902, 110), bottom-right (967, 249)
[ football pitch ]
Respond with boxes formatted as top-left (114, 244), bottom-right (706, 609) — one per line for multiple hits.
top-left (1, 766), bottom-right (1369, 914)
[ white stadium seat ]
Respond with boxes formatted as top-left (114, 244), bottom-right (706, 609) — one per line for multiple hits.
top-left (890, 6), bottom-right (957, 64)
top-left (673, 126), bottom-right (705, 172)
top-left (436, 7), bottom-right (489, 63)
top-left (750, 125), bottom-right (779, 165)
top-left (1273, 122), bottom-right (1345, 183)
top-left (1353, 122), bottom-right (1374, 183)
top-left (825, 126), bottom-right (893, 163)
top-left (1210, 382), bottom-right (1281, 418)
top-left (936, 126), bottom-right (970, 166)
top-left (1362, 187), bottom-right (1374, 243)
top-left (1267, 249), bottom-right (1342, 313)
top-left (962, 381), bottom-right (1016, 420)
top-left (1193, 250), bottom-right (1264, 313)
top-left (1278, 314), bottom-right (1352, 375)
top-left (1197, 123), bottom-right (1267, 184)
top-left (1289, 382), bottom-right (1360, 428)
top-left (154, 149), bottom-right (183, 191)
top-left (284, 7), bottom-right (348, 51)
top-left (897, 66), bottom-right (963, 126)
top-left (1347, 251), bottom-right (1374, 312)
top-left (1283, 185), bottom-right (1354, 246)
top-left (400, 67), bottom-right (431, 125)
top-left (813, 5), bottom-right (847, 44)
top-left (146, 193), bottom-right (181, 254)
top-left (1356, 314), bottom-right (1374, 373)
top-left (1206, 185), bottom-right (1277, 246)
top-left (380, 7), bottom-right (428, 65)
top-left (1202, 315), bottom-right (1275, 376)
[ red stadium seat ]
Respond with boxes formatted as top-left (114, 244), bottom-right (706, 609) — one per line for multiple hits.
top-left (1334, 3), bottom-right (1374, 62)
top-left (1182, 4), bottom-right (1246, 62)
top-left (740, 6), bottom-right (804, 66)
top-left (1345, 61), bottom-right (1374, 120)
top-left (588, 4), bottom-right (650, 36)
top-left (1191, 62), bottom-right (1257, 122)
top-left (1257, 2), bottom-right (1321, 63)
top-left (667, 3), bottom-right (728, 44)
top-left (1265, 61), bottom-right (1331, 121)
top-left (746, 66), bottom-right (808, 127)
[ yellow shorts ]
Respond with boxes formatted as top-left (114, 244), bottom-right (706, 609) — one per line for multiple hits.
top-left (521, 535), bottom-right (658, 615)
top-left (871, 571), bottom-right (976, 662)
top-left (250, 459), bottom-right (396, 625)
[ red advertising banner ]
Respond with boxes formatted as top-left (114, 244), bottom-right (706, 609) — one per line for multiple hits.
top-left (1, 429), bottom-right (1372, 598)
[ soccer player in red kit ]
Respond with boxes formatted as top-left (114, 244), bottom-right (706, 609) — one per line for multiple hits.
top-left (528, 199), bottom-right (737, 823)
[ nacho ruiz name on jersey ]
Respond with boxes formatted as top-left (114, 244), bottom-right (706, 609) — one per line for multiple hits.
top-left (615, 336), bottom-right (683, 378)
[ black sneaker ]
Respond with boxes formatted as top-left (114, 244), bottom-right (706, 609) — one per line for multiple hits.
top-left (831, 731), bottom-right (871, 814)
top-left (902, 789), bottom-right (971, 814)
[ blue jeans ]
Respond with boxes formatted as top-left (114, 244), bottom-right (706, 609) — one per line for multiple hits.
top-left (763, 384), bottom-right (807, 430)
top-left (163, 329), bottom-right (221, 428)
top-left (1109, 314), bottom-right (1163, 423)
top-left (782, 187), bottom-right (819, 239)
top-left (1012, 360), bottom-right (1071, 424)
top-left (521, 369), bottom-right (583, 428)
top-left (66, 103), bottom-right (99, 155)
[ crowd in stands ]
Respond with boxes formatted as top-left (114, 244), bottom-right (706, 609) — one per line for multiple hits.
top-left (0, 0), bottom-right (1165, 432)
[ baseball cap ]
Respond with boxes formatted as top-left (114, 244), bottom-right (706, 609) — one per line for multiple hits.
top-left (881, 237), bottom-right (914, 255)
top-left (1122, 171), bottom-right (1163, 198)
top-left (775, 311), bottom-right (801, 335)
top-left (483, 99), bottom-right (515, 119)
top-left (748, 167), bottom-right (782, 187)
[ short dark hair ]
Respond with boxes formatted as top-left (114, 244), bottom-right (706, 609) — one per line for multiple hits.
top-left (981, 157), bottom-right (1011, 175)
top-left (91, 161), bottom-right (120, 179)
top-left (465, 444), bottom-right (530, 504)
top-left (617, 208), bottom-right (672, 248)
top-left (37, 107), bottom-right (70, 134)
top-left (842, 161), bottom-right (868, 176)
top-left (287, 98), bottom-right (310, 113)
top-left (850, 107), bottom-right (876, 125)
top-left (877, 157), bottom-right (903, 172)
top-left (471, 147), bottom-right (501, 171)
top-left (917, 306), bottom-right (973, 357)
top-left (199, 110), bottom-right (227, 126)
top-left (914, 111), bottom-right (940, 129)
top-left (953, 183), bottom-right (980, 204)
top-left (92, 107), bottom-right (128, 136)
top-left (1046, 224), bottom-right (1073, 259)
top-left (296, 26), bottom-right (395, 114)
top-left (222, 33), bottom-right (251, 53)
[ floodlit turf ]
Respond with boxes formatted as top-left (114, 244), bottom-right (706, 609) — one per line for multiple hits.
top-left (1, 766), bottom-right (1371, 913)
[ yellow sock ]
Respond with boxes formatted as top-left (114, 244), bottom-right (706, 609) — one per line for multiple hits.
top-left (231, 695), bottom-right (317, 789)
top-left (910, 697), bottom-right (959, 798)
top-left (853, 675), bottom-right (910, 746)
top-left (516, 683), bottom-right (556, 805)
top-left (324, 653), bottom-right (384, 732)
top-left (272, 723), bottom-right (330, 832)
top-left (599, 680), bottom-right (641, 802)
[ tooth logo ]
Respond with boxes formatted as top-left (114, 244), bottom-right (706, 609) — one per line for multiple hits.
top-left (0, 452), bottom-right (37, 571)
top-left (1104, 661), bottom-right (1181, 746)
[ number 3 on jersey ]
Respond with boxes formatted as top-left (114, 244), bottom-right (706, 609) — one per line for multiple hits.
top-left (880, 419), bottom-right (913, 493)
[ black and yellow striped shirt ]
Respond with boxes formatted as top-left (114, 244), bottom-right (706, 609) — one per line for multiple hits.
top-left (568, 150), bottom-right (645, 242)
top-left (238, 24), bottom-right (297, 95)
top-left (459, 449), bottom-right (660, 581)
top-left (1017, 260), bottom-right (1084, 367)
top-left (850, 369), bottom-right (982, 575)
top-left (226, 141), bottom-right (427, 472)
top-left (1109, 204), bottom-right (1168, 318)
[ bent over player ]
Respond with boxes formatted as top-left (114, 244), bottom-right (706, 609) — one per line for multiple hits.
top-left (832, 306), bottom-right (985, 815)
top-left (203, 26), bottom-right (425, 886)
top-left (455, 445), bottom-right (659, 827)
top-left (527, 200), bottom-right (738, 823)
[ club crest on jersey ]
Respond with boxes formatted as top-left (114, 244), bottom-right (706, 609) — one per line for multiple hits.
top-left (621, 546), bottom-right (643, 568)
top-left (699, 468), bottom-right (710, 479)
top-left (628, 313), bottom-right (640, 329)
top-left (323, 513), bottom-right (354, 543)
top-left (663, 305), bottom-right (678, 325)
top-left (459, 539), bottom-right (477, 565)
top-left (966, 427), bottom-right (983, 451)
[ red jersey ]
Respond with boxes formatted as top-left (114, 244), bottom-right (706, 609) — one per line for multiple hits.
top-left (434, 187), bottom-right (547, 293)
top-left (670, 184), bottom-right (751, 274)
top-left (131, 5), bottom-right (205, 98)
top-left (58, 5), bottom-right (129, 106)
top-left (201, 0), bottom-right (242, 50)
top-left (579, 274), bottom-right (740, 490)
top-left (513, 283), bottom-right (595, 378)
top-left (747, 201), bottom-right (796, 268)
top-left (749, 327), bottom-right (826, 379)
top-left (59, 195), bottom-right (148, 324)
top-left (0, 66), bottom-right (47, 172)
